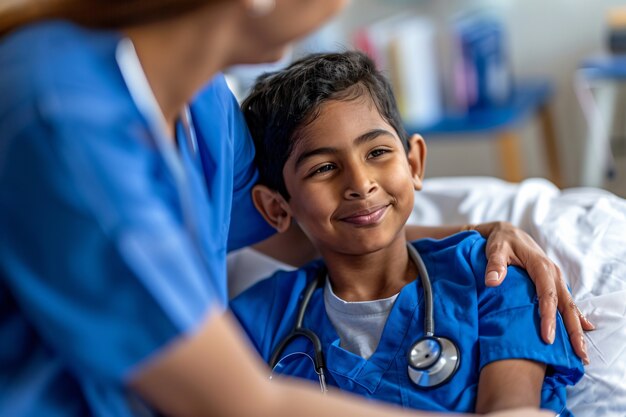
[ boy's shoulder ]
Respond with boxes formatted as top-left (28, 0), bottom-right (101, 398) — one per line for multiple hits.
top-left (231, 260), bottom-right (321, 304)
top-left (411, 230), bottom-right (486, 266)
top-left (411, 230), bottom-right (531, 294)
top-left (230, 261), bottom-right (321, 322)
top-left (230, 260), bottom-right (324, 359)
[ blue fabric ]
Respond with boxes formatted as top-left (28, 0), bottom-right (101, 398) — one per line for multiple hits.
top-left (231, 232), bottom-right (584, 415)
top-left (0, 20), bottom-right (273, 417)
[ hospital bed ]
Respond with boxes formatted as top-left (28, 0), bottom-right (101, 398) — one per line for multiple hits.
top-left (227, 176), bottom-right (626, 416)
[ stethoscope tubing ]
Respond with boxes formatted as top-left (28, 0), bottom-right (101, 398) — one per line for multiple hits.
top-left (408, 244), bottom-right (434, 336)
top-left (269, 266), bottom-right (327, 373)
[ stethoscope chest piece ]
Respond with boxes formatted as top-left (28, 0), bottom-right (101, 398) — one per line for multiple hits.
top-left (407, 335), bottom-right (460, 389)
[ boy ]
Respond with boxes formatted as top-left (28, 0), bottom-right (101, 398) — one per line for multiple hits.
top-left (231, 51), bottom-right (583, 414)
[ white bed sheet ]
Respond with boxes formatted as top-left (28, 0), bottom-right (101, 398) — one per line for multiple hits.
top-left (227, 176), bottom-right (626, 416)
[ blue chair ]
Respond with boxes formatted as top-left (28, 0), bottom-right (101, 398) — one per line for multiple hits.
top-left (405, 79), bottom-right (562, 187)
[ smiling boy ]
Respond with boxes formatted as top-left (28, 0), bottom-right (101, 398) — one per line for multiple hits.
top-left (230, 51), bottom-right (583, 414)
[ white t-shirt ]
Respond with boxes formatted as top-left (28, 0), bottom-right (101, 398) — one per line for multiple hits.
top-left (323, 278), bottom-right (398, 360)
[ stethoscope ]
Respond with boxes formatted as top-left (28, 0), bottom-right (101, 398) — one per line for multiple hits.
top-left (269, 244), bottom-right (461, 391)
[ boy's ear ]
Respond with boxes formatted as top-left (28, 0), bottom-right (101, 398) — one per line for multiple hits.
top-left (407, 134), bottom-right (427, 191)
top-left (251, 184), bottom-right (292, 233)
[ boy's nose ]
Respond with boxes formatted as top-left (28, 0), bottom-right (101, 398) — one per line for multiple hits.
top-left (343, 167), bottom-right (378, 199)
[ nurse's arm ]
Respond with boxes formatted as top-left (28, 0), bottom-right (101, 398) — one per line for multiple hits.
top-left (128, 311), bottom-right (552, 417)
top-left (407, 221), bottom-right (593, 365)
top-left (475, 359), bottom-right (547, 413)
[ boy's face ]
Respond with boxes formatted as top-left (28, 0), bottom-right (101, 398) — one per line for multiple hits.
top-left (279, 96), bottom-right (425, 258)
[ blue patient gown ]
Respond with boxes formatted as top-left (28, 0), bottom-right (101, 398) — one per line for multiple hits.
top-left (0, 21), bottom-right (273, 416)
top-left (231, 232), bottom-right (584, 415)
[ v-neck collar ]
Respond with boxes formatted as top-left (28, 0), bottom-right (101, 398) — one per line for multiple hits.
top-left (303, 276), bottom-right (424, 393)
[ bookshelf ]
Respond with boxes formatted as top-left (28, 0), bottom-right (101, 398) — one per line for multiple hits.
top-left (345, 5), bottom-right (563, 186)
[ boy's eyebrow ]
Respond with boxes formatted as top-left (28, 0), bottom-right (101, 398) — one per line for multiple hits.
top-left (354, 128), bottom-right (396, 147)
top-left (294, 128), bottom-right (395, 170)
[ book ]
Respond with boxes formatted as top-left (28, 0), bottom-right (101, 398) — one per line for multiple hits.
top-left (354, 14), bottom-right (443, 126)
top-left (452, 12), bottom-right (512, 111)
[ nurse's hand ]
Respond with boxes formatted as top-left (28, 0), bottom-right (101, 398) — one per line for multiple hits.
top-left (471, 221), bottom-right (594, 364)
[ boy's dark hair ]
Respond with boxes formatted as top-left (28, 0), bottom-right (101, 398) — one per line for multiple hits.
top-left (242, 51), bottom-right (408, 200)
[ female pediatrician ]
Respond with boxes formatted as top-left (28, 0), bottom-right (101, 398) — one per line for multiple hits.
top-left (0, 1), bottom-right (590, 416)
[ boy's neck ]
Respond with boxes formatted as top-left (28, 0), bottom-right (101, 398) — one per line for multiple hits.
top-left (321, 237), bottom-right (417, 302)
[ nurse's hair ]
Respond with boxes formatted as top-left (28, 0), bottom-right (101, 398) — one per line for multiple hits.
top-left (242, 50), bottom-right (409, 200)
top-left (0, 0), bottom-right (216, 36)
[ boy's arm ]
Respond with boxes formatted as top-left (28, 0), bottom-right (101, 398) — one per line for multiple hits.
top-left (475, 359), bottom-right (546, 413)
top-left (469, 235), bottom-right (584, 415)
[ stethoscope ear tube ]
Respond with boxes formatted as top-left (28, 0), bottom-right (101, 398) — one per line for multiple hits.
top-left (302, 328), bottom-right (326, 373)
top-left (269, 266), bottom-right (327, 370)
top-left (269, 329), bottom-right (326, 372)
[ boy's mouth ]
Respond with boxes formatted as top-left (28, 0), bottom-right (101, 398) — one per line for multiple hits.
top-left (338, 204), bottom-right (390, 226)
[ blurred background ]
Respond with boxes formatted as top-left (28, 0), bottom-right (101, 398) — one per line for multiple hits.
top-left (227, 0), bottom-right (626, 197)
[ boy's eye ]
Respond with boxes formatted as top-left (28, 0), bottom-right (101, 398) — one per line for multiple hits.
top-left (309, 163), bottom-right (336, 177)
top-left (368, 148), bottom-right (390, 158)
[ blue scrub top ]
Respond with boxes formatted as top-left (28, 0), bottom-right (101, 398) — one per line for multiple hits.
top-left (231, 232), bottom-right (584, 415)
top-left (0, 21), bottom-right (273, 416)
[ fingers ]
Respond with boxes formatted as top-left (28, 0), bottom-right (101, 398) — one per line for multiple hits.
top-left (578, 306), bottom-right (596, 331)
top-left (537, 288), bottom-right (558, 345)
top-left (532, 261), bottom-right (593, 365)
top-left (529, 259), bottom-right (559, 346)
top-left (485, 264), bottom-right (507, 287)
top-left (558, 291), bottom-right (590, 365)
top-left (484, 251), bottom-right (509, 287)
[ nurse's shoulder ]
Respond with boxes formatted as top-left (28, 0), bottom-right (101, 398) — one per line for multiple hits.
top-left (0, 20), bottom-right (137, 133)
